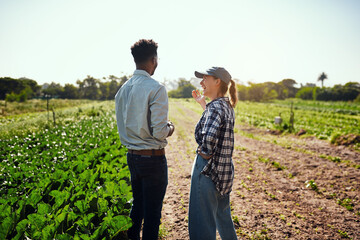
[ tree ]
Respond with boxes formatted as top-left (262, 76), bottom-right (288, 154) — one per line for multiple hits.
top-left (99, 81), bottom-right (110, 100)
top-left (355, 93), bottom-right (360, 103)
top-left (168, 79), bottom-right (196, 98)
top-left (317, 72), bottom-right (328, 88)
top-left (5, 92), bottom-right (19, 102)
top-left (279, 79), bottom-right (298, 98)
top-left (76, 76), bottom-right (101, 100)
top-left (0, 77), bottom-right (40, 99)
top-left (263, 82), bottom-right (283, 100)
top-left (237, 84), bottom-right (248, 101)
top-left (295, 87), bottom-right (314, 100)
top-left (108, 79), bottom-right (120, 99)
top-left (18, 77), bottom-right (41, 97)
top-left (296, 82), bottom-right (360, 101)
top-left (247, 82), bottom-right (266, 102)
top-left (62, 84), bottom-right (79, 99)
top-left (108, 75), bottom-right (127, 99)
top-left (42, 82), bottom-right (64, 97)
top-left (280, 79), bottom-right (297, 89)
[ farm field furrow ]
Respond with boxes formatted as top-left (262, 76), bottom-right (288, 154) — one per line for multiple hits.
top-left (1, 99), bottom-right (359, 239)
top-left (162, 99), bottom-right (360, 239)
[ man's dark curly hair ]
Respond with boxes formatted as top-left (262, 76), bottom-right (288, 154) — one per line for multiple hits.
top-left (131, 39), bottom-right (158, 64)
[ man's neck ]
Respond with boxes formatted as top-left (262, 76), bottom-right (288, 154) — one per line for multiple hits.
top-left (136, 65), bottom-right (152, 76)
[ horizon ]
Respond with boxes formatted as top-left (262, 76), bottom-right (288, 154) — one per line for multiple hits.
top-left (1, 0), bottom-right (359, 88)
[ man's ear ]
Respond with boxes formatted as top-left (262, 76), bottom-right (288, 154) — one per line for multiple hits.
top-left (152, 56), bottom-right (157, 65)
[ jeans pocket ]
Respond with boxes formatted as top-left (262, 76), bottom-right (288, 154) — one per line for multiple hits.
top-left (136, 156), bottom-right (167, 181)
top-left (195, 154), bottom-right (207, 170)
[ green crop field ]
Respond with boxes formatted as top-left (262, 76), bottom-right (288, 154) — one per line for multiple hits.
top-left (1, 98), bottom-right (359, 239)
top-left (177, 98), bottom-right (360, 146)
top-left (234, 99), bottom-right (360, 146)
top-left (0, 102), bottom-right (132, 239)
top-left (0, 99), bottom-right (97, 116)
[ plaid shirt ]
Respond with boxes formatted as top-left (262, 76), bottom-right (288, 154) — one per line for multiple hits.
top-left (195, 97), bottom-right (235, 195)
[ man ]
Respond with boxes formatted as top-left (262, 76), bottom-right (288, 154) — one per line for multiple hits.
top-left (115, 39), bottom-right (174, 240)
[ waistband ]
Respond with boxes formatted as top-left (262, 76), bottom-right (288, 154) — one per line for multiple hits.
top-left (128, 148), bottom-right (165, 156)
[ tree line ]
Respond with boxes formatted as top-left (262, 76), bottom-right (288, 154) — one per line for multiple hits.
top-left (168, 77), bottom-right (360, 102)
top-left (1, 74), bottom-right (359, 102)
top-left (295, 82), bottom-right (360, 101)
top-left (237, 80), bottom-right (360, 102)
top-left (0, 75), bottom-right (129, 102)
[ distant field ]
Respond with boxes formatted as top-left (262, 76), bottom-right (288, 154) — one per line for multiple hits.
top-left (234, 99), bottom-right (360, 141)
top-left (1, 98), bottom-right (358, 145)
top-left (0, 100), bottom-right (102, 139)
top-left (272, 98), bottom-right (360, 115)
top-left (0, 99), bottom-right (96, 116)
top-left (173, 98), bottom-right (360, 150)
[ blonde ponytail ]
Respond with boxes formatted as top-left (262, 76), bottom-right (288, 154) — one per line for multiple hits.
top-left (219, 79), bottom-right (238, 108)
top-left (229, 79), bottom-right (238, 108)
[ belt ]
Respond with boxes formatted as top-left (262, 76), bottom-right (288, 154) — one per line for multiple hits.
top-left (128, 148), bottom-right (165, 156)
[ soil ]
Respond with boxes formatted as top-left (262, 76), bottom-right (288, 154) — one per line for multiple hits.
top-left (161, 101), bottom-right (360, 240)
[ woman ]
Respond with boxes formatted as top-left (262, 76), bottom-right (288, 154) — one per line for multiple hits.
top-left (189, 67), bottom-right (238, 240)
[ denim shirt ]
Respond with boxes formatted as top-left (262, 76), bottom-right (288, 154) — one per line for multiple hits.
top-left (115, 70), bottom-right (171, 150)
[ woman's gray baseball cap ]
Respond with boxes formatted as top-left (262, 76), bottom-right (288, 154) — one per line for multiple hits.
top-left (194, 67), bottom-right (232, 84)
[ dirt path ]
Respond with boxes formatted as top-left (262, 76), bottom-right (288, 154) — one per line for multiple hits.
top-left (162, 100), bottom-right (360, 239)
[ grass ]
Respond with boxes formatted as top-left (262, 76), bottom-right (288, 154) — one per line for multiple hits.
top-left (0, 99), bottom-right (96, 116)
top-left (158, 223), bottom-right (169, 239)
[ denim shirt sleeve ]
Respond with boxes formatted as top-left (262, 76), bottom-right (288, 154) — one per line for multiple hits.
top-left (149, 85), bottom-right (170, 141)
top-left (199, 106), bottom-right (222, 156)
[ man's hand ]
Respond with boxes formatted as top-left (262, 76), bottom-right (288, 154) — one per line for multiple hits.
top-left (167, 121), bottom-right (175, 137)
top-left (192, 90), bottom-right (206, 110)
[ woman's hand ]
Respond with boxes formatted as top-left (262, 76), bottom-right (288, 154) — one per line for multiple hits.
top-left (192, 90), bottom-right (206, 110)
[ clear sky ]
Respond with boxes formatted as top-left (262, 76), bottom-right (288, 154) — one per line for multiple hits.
top-left (1, 0), bottom-right (359, 88)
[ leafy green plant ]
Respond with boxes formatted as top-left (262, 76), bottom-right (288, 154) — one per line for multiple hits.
top-left (258, 157), bottom-right (269, 164)
top-left (305, 180), bottom-right (319, 193)
top-left (232, 215), bottom-right (240, 226)
top-left (158, 223), bottom-right (169, 239)
top-left (338, 229), bottom-right (351, 238)
top-left (271, 161), bottom-right (285, 170)
top-left (337, 198), bottom-right (354, 211)
top-left (234, 99), bottom-right (360, 144)
top-left (0, 107), bottom-right (133, 239)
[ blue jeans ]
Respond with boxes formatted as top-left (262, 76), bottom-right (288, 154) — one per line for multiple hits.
top-left (188, 154), bottom-right (237, 240)
top-left (126, 153), bottom-right (168, 240)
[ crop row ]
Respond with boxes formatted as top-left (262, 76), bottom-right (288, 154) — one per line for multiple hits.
top-left (171, 98), bottom-right (360, 141)
top-left (0, 107), bottom-right (132, 239)
top-left (234, 100), bottom-right (360, 140)
top-left (272, 99), bottom-right (360, 115)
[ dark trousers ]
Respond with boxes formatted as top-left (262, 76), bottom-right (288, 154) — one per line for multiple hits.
top-left (126, 153), bottom-right (168, 240)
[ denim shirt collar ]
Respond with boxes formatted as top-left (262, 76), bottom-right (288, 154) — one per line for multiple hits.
top-left (133, 69), bottom-right (151, 78)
